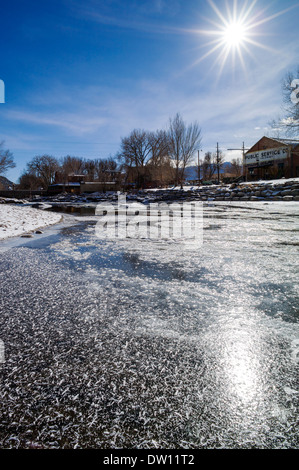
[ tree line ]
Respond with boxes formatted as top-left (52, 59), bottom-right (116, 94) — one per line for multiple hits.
top-left (0, 114), bottom-right (243, 190)
top-left (0, 113), bottom-right (243, 190)
top-left (16, 113), bottom-right (204, 190)
top-left (18, 155), bottom-right (119, 190)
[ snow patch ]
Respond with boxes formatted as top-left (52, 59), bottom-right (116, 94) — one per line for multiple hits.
top-left (0, 204), bottom-right (62, 240)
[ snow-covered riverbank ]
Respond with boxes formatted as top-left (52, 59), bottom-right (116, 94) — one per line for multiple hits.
top-left (0, 204), bottom-right (62, 240)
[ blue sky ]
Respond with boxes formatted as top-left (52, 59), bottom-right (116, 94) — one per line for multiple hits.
top-left (1, 0), bottom-right (298, 183)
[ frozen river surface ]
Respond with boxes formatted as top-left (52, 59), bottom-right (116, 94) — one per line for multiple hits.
top-left (0, 201), bottom-right (298, 449)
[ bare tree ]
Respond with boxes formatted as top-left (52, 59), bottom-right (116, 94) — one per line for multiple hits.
top-left (26, 155), bottom-right (59, 189)
top-left (120, 129), bottom-right (152, 167)
top-left (230, 157), bottom-right (243, 177)
top-left (82, 159), bottom-right (97, 181)
top-left (18, 171), bottom-right (43, 190)
top-left (94, 157), bottom-right (118, 182)
top-left (53, 155), bottom-right (85, 185)
top-left (202, 152), bottom-right (216, 180)
top-left (168, 113), bottom-right (185, 187)
top-left (168, 113), bottom-right (202, 188)
top-left (146, 130), bottom-right (173, 186)
top-left (147, 130), bottom-right (170, 167)
top-left (61, 156), bottom-right (84, 176)
top-left (271, 67), bottom-right (299, 136)
top-left (0, 141), bottom-right (15, 175)
top-left (118, 129), bottom-right (152, 188)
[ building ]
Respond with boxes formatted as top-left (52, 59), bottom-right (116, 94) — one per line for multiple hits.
top-left (47, 182), bottom-right (81, 194)
top-left (80, 181), bottom-right (119, 193)
top-left (47, 181), bottom-right (120, 194)
top-left (48, 171), bottom-right (122, 194)
top-left (244, 136), bottom-right (299, 180)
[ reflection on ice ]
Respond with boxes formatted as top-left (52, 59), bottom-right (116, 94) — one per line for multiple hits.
top-left (220, 314), bottom-right (262, 405)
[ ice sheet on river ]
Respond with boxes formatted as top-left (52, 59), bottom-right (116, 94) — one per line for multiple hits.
top-left (0, 201), bottom-right (298, 449)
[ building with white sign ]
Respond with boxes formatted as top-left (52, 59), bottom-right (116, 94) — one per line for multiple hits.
top-left (244, 136), bottom-right (299, 180)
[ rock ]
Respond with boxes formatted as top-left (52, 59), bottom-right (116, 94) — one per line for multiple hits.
top-left (35, 230), bottom-right (43, 234)
top-left (21, 233), bottom-right (34, 238)
top-left (293, 196), bottom-right (299, 201)
top-left (283, 195), bottom-right (294, 201)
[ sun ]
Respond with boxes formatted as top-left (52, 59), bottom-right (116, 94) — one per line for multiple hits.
top-left (192, 0), bottom-right (297, 77)
top-left (222, 21), bottom-right (247, 48)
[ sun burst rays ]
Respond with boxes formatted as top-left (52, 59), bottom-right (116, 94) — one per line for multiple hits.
top-left (193, 0), bottom-right (299, 78)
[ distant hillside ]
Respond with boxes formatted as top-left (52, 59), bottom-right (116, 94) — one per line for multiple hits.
top-left (0, 176), bottom-right (15, 190)
top-left (184, 162), bottom-right (233, 181)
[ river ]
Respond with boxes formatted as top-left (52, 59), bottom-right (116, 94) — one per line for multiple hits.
top-left (0, 201), bottom-right (298, 449)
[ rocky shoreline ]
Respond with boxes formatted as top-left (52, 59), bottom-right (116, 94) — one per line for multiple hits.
top-left (147, 179), bottom-right (299, 203)
top-left (1, 179), bottom-right (299, 206)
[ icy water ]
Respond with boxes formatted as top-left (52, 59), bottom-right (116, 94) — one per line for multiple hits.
top-left (0, 201), bottom-right (298, 449)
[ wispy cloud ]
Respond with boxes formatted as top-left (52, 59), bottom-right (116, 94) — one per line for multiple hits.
top-left (6, 109), bottom-right (108, 135)
top-left (69, 0), bottom-right (183, 36)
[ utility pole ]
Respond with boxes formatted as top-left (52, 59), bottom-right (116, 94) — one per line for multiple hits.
top-left (227, 142), bottom-right (249, 181)
top-left (197, 150), bottom-right (201, 183)
top-left (216, 142), bottom-right (220, 184)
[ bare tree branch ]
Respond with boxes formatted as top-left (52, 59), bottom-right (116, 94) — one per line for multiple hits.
top-left (0, 141), bottom-right (15, 175)
top-left (168, 113), bottom-right (202, 187)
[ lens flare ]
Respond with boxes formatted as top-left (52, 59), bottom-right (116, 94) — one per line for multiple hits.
top-left (191, 0), bottom-right (298, 77)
